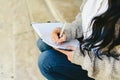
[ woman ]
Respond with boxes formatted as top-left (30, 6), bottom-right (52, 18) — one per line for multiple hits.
top-left (37, 0), bottom-right (120, 80)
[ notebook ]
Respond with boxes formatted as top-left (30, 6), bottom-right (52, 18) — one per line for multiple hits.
top-left (32, 22), bottom-right (79, 50)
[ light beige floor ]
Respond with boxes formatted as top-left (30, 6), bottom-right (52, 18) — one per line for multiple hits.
top-left (0, 0), bottom-right (82, 80)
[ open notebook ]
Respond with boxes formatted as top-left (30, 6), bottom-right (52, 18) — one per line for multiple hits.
top-left (32, 23), bottom-right (79, 50)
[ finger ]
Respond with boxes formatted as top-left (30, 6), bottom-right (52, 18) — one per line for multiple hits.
top-left (51, 27), bottom-right (61, 42)
top-left (57, 34), bottom-right (66, 43)
top-left (51, 33), bottom-right (59, 42)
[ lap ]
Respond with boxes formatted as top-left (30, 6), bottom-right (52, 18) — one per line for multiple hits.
top-left (37, 38), bottom-right (94, 80)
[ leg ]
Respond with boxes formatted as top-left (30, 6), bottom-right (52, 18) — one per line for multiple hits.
top-left (38, 49), bottom-right (94, 80)
top-left (37, 38), bottom-right (53, 52)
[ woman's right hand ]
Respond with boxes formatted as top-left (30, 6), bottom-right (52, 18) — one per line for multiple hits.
top-left (51, 27), bottom-right (67, 44)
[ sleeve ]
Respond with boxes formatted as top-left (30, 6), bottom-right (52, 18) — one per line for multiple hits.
top-left (72, 48), bottom-right (120, 80)
top-left (63, 0), bottom-right (87, 41)
top-left (64, 12), bottom-right (83, 41)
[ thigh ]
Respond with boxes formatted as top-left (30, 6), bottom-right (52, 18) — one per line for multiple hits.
top-left (38, 49), bottom-right (94, 80)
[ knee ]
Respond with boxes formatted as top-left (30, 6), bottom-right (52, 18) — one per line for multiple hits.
top-left (38, 50), bottom-right (55, 74)
top-left (38, 49), bottom-right (67, 72)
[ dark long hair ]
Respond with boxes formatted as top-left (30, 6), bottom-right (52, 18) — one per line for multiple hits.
top-left (80, 0), bottom-right (120, 59)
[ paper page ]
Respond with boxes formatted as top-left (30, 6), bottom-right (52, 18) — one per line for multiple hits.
top-left (32, 23), bottom-right (79, 49)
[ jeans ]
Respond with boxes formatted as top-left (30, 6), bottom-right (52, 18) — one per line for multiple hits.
top-left (37, 38), bottom-right (95, 80)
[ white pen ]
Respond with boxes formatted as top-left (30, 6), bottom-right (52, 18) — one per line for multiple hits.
top-left (59, 23), bottom-right (66, 38)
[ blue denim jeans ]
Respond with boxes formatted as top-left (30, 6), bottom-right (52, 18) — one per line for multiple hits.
top-left (37, 38), bottom-right (94, 80)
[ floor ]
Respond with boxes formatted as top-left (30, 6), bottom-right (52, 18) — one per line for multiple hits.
top-left (0, 0), bottom-right (82, 80)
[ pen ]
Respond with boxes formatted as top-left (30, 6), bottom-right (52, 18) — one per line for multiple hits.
top-left (59, 23), bottom-right (66, 38)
